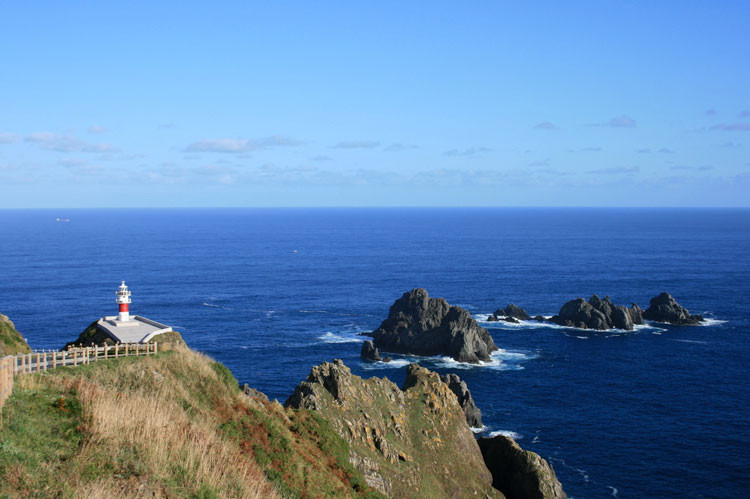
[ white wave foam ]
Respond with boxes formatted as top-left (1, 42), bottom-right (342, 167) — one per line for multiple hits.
top-left (317, 332), bottom-right (364, 344)
top-left (698, 318), bottom-right (727, 326)
top-left (299, 309), bottom-right (328, 314)
top-left (441, 347), bottom-right (535, 370)
top-left (470, 425), bottom-right (487, 434)
top-left (488, 430), bottom-right (522, 440)
top-left (608, 486), bottom-right (619, 497)
top-left (361, 358), bottom-right (412, 369)
top-left (202, 302), bottom-right (232, 310)
top-left (672, 339), bottom-right (708, 344)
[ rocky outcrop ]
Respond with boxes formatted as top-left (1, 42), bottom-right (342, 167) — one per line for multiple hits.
top-left (0, 312), bottom-right (31, 356)
top-left (478, 435), bottom-right (566, 499)
top-left (285, 360), bottom-right (500, 498)
top-left (440, 373), bottom-right (482, 428)
top-left (64, 320), bottom-right (117, 349)
top-left (491, 304), bottom-right (531, 321)
top-left (361, 340), bottom-right (382, 361)
top-left (643, 292), bottom-right (703, 325)
top-left (371, 289), bottom-right (498, 363)
top-left (549, 295), bottom-right (644, 330)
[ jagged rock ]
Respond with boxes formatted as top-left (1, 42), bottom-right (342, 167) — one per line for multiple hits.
top-left (361, 340), bottom-right (382, 361)
top-left (242, 383), bottom-right (269, 402)
top-left (382, 356), bottom-right (392, 363)
top-left (493, 304), bottom-right (531, 321)
top-left (285, 360), bottom-right (499, 498)
top-left (533, 316), bottom-right (546, 322)
top-left (643, 292), bottom-right (703, 325)
top-left (487, 315), bottom-right (500, 322)
top-left (479, 435), bottom-right (566, 499)
top-left (440, 373), bottom-right (482, 428)
top-left (371, 288), bottom-right (498, 363)
top-left (549, 295), bottom-right (645, 331)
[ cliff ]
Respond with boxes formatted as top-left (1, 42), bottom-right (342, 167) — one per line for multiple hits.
top-left (286, 360), bottom-right (500, 497)
top-left (0, 313), bottom-right (31, 356)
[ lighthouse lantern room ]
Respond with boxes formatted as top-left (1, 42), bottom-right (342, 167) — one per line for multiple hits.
top-left (116, 280), bottom-right (132, 322)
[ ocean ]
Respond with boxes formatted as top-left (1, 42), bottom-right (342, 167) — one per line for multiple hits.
top-left (1, 207), bottom-right (748, 498)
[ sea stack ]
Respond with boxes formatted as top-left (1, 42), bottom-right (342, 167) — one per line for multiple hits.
top-left (370, 288), bottom-right (498, 363)
top-left (643, 292), bottom-right (703, 325)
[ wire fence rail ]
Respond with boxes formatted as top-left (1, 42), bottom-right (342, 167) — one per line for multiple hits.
top-left (0, 342), bottom-right (159, 427)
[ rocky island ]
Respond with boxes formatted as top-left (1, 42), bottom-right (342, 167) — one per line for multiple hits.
top-left (368, 288), bottom-right (498, 363)
top-left (643, 292), bottom-right (704, 325)
top-left (548, 294), bottom-right (644, 330)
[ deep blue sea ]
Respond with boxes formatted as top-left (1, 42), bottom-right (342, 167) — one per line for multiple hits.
top-left (1, 208), bottom-right (748, 498)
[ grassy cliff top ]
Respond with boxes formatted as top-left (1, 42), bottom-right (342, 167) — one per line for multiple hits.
top-left (0, 313), bottom-right (31, 356)
top-left (0, 344), bottom-right (381, 498)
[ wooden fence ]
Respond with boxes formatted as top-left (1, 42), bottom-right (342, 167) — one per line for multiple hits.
top-left (0, 343), bottom-right (158, 427)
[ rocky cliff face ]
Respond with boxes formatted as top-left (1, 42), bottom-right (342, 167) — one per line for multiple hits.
top-left (549, 295), bottom-right (644, 330)
top-left (479, 435), bottom-right (566, 499)
top-left (440, 373), bottom-right (483, 428)
top-left (0, 312), bottom-right (31, 356)
top-left (643, 292), bottom-right (703, 325)
top-left (285, 360), bottom-right (500, 498)
top-left (370, 288), bottom-right (498, 363)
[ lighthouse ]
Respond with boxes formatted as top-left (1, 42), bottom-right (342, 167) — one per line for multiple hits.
top-left (115, 281), bottom-right (132, 322)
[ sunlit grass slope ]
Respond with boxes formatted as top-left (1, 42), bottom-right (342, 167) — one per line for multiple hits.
top-left (0, 345), bottom-right (381, 498)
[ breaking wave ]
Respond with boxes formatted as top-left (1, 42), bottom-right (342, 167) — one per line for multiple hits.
top-left (317, 332), bottom-right (365, 344)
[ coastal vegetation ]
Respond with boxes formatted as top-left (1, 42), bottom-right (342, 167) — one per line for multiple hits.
top-left (0, 344), bottom-right (379, 497)
top-left (0, 313), bottom-right (31, 356)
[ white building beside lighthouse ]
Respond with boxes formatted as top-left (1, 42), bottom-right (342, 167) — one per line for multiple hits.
top-left (96, 281), bottom-right (173, 344)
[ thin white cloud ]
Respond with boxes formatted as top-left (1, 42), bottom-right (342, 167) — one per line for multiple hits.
top-left (383, 143), bottom-right (418, 152)
top-left (186, 135), bottom-right (302, 153)
top-left (586, 166), bottom-right (639, 174)
top-left (331, 140), bottom-right (381, 149)
top-left (88, 125), bottom-right (109, 134)
top-left (186, 138), bottom-right (253, 153)
top-left (24, 132), bottom-right (118, 153)
top-left (533, 121), bottom-right (558, 130)
top-left (710, 123), bottom-right (750, 131)
top-left (443, 147), bottom-right (491, 157)
top-left (0, 132), bottom-right (20, 144)
top-left (590, 115), bottom-right (637, 128)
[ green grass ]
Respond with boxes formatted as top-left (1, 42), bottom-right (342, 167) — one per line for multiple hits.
top-left (0, 316), bottom-right (31, 356)
top-left (0, 383), bottom-right (83, 493)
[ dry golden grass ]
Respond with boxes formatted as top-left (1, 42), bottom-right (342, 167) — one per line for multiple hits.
top-left (73, 347), bottom-right (276, 498)
top-left (2, 345), bottom-right (278, 498)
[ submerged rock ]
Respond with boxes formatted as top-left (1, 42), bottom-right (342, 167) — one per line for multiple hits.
top-left (549, 295), bottom-right (644, 331)
top-left (285, 360), bottom-right (499, 497)
top-left (371, 288), bottom-right (498, 363)
top-left (440, 373), bottom-right (482, 428)
top-left (478, 435), bottom-right (567, 499)
top-left (643, 292), bottom-right (703, 325)
top-left (360, 340), bottom-right (382, 361)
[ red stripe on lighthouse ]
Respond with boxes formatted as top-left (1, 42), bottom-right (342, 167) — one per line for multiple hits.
top-left (119, 303), bottom-right (129, 312)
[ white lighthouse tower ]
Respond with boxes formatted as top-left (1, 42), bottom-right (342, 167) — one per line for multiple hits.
top-left (115, 281), bottom-right (132, 322)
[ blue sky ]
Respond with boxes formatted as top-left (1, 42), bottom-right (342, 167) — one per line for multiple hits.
top-left (1, 1), bottom-right (748, 207)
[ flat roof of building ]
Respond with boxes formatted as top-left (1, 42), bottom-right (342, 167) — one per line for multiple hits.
top-left (97, 315), bottom-right (172, 344)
